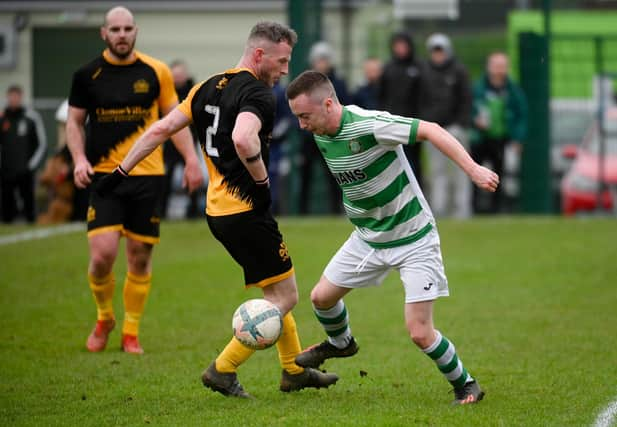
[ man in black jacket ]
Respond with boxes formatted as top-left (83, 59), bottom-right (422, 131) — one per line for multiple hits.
top-left (1, 85), bottom-right (47, 223)
top-left (379, 31), bottom-right (424, 188)
top-left (420, 33), bottom-right (472, 218)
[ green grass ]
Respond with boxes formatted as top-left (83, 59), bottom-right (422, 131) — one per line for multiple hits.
top-left (1, 217), bottom-right (616, 426)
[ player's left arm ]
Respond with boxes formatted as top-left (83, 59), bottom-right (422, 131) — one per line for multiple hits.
top-left (417, 120), bottom-right (499, 193)
top-left (161, 103), bottom-right (203, 193)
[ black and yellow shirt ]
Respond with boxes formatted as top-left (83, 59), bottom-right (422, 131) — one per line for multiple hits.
top-left (178, 68), bottom-right (275, 217)
top-left (69, 49), bottom-right (178, 175)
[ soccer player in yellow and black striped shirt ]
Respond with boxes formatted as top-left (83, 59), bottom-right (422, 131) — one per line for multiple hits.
top-left (66, 6), bottom-right (203, 354)
top-left (96, 21), bottom-right (338, 397)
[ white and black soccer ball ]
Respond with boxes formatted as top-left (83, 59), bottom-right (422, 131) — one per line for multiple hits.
top-left (232, 299), bottom-right (282, 350)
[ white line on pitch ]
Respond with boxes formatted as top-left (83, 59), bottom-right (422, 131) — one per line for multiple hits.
top-left (0, 223), bottom-right (83, 246)
top-left (594, 397), bottom-right (617, 427)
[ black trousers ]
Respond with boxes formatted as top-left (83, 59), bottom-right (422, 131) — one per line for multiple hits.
top-left (1, 172), bottom-right (35, 223)
top-left (471, 138), bottom-right (506, 214)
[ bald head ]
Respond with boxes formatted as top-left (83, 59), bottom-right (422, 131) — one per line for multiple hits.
top-left (104, 6), bottom-right (134, 27)
top-left (101, 6), bottom-right (137, 60)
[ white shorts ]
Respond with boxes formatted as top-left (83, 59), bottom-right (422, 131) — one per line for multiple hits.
top-left (323, 228), bottom-right (449, 303)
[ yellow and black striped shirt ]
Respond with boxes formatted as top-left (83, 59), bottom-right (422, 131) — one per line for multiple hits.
top-left (69, 49), bottom-right (178, 175)
top-left (178, 68), bottom-right (275, 217)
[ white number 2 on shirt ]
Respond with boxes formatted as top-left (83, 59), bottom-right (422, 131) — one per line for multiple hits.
top-left (204, 104), bottom-right (220, 157)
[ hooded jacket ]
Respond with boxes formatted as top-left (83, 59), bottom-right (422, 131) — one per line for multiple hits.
top-left (378, 31), bottom-right (422, 117)
top-left (419, 34), bottom-right (472, 128)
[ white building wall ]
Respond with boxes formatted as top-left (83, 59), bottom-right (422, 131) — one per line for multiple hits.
top-left (0, 5), bottom-right (389, 104)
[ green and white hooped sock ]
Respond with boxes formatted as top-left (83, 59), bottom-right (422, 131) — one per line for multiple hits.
top-left (314, 300), bottom-right (352, 349)
top-left (422, 330), bottom-right (473, 389)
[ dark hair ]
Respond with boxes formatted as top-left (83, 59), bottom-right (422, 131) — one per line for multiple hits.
top-left (249, 21), bottom-right (298, 47)
top-left (286, 70), bottom-right (333, 100)
top-left (7, 84), bottom-right (22, 94)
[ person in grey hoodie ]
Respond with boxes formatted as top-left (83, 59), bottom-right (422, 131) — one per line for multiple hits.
top-left (379, 31), bottom-right (424, 189)
top-left (420, 33), bottom-right (472, 218)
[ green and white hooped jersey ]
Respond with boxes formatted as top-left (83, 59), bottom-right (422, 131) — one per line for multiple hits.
top-left (314, 105), bottom-right (435, 249)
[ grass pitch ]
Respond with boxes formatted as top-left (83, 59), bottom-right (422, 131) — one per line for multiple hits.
top-left (1, 217), bottom-right (616, 426)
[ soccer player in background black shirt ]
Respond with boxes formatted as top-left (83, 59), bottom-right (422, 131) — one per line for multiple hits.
top-left (66, 6), bottom-right (203, 355)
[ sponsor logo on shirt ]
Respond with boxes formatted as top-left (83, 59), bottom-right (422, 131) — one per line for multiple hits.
top-left (334, 169), bottom-right (367, 185)
top-left (133, 79), bottom-right (150, 94)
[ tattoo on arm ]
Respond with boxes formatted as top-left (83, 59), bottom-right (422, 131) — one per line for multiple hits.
top-left (246, 152), bottom-right (262, 163)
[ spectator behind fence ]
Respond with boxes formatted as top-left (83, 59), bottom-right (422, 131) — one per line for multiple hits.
top-left (471, 51), bottom-right (527, 214)
top-left (420, 33), bottom-right (472, 218)
top-left (299, 41), bottom-right (348, 214)
top-left (161, 60), bottom-right (206, 219)
top-left (1, 85), bottom-right (47, 223)
top-left (352, 57), bottom-right (382, 110)
top-left (379, 31), bottom-right (424, 188)
top-left (271, 81), bottom-right (296, 214)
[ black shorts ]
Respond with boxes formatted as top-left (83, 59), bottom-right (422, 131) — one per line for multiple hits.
top-left (207, 210), bottom-right (294, 288)
top-left (87, 173), bottom-right (164, 244)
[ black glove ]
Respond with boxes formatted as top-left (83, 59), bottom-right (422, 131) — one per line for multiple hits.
top-left (95, 166), bottom-right (128, 197)
top-left (252, 178), bottom-right (271, 214)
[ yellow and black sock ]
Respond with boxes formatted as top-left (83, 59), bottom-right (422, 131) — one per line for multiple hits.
top-left (215, 337), bottom-right (256, 373)
top-left (122, 271), bottom-right (151, 337)
top-left (88, 272), bottom-right (115, 321)
top-left (275, 312), bottom-right (304, 375)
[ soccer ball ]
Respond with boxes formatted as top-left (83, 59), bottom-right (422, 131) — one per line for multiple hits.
top-left (232, 299), bottom-right (283, 350)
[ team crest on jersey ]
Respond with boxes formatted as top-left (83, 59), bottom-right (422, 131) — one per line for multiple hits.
top-left (133, 79), bottom-right (150, 94)
top-left (349, 139), bottom-right (362, 154)
top-left (216, 77), bottom-right (229, 90)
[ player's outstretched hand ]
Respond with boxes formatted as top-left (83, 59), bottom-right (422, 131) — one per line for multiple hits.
top-left (95, 166), bottom-right (128, 197)
top-left (470, 164), bottom-right (500, 193)
top-left (252, 177), bottom-right (272, 213)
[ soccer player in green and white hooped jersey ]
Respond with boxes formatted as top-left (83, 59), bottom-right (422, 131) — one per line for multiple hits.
top-left (287, 70), bottom-right (500, 405)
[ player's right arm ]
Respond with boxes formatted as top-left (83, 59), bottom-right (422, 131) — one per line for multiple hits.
top-left (95, 108), bottom-right (191, 197)
top-left (66, 106), bottom-right (93, 189)
top-left (120, 107), bottom-right (191, 173)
